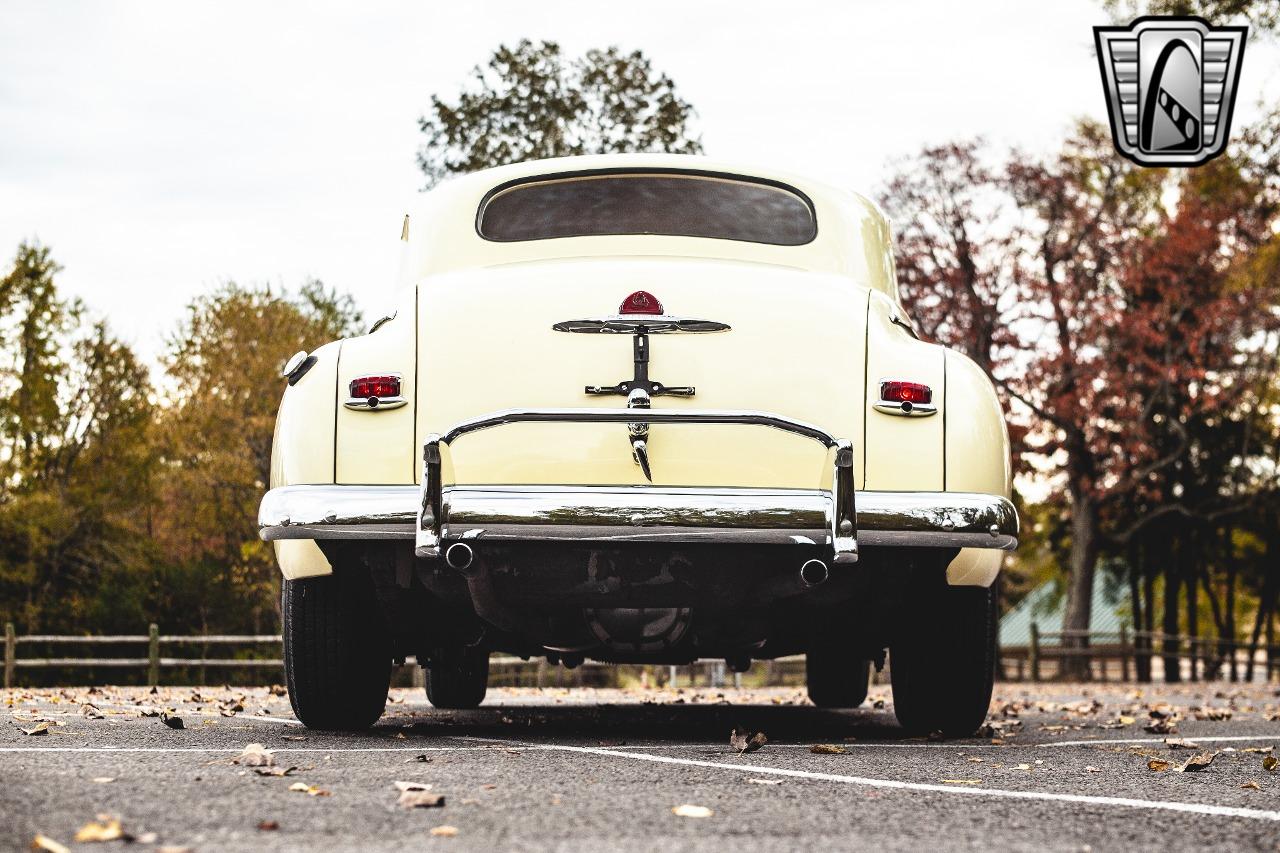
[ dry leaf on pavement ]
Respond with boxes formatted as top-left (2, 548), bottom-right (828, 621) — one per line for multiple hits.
top-left (288, 782), bottom-right (331, 797)
top-left (430, 826), bottom-right (459, 837)
top-left (161, 712), bottom-right (184, 730)
top-left (399, 790), bottom-right (445, 809)
top-left (1178, 752), bottom-right (1217, 773)
top-left (21, 722), bottom-right (50, 736)
top-left (810, 744), bottom-right (847, 755)
top-left (672, 804), bottom-right (714, 818)
top-left (234, 743), bottom-right (275, 767)
top-left (31, 835), bottom-right (70, 853)
top-left (940, 779), bottom-right (982, 785)
top-left (73, 816), bottom-right (124, 842)
top-left (257, 820), bottom-right (280, 831)
top-left (1164, 738), bottom-right (1200, 750)
top-left (1147, 758), bottom-right (1172, 772)
top-left (730, 728), bottom-right (768, 754)
top-left (1241, 781), bottom-right (1262, 790)
top-left (1264, 755), bottom-right (1278, 771)
top-left (255, 766), bottom-right (297, 777)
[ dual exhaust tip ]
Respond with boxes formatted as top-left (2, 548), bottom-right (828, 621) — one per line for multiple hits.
top-left (446, 541), bottom-right (829, 588)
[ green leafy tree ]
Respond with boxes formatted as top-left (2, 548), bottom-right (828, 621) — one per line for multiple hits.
top-left (0, 243), bottom-right (157, 631)
top-left (416, 40), bottom-right (703, 187)
top-left (154, 281), bottom-right (360, 633)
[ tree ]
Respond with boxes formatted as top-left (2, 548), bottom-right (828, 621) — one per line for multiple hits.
top-left (416, 40), bottom-right (702, 187)
top-left (153, 281), bottom-right (360, 633)
top-left (1104, 0), bottom-right (1280, 32)
top-left (884, 119), bottom-right (1280, 678)
top-left (0, 243), bottom-right (157, 632)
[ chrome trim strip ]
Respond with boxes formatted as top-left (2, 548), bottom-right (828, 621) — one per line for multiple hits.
top-left (259, 485), bottom-right (1018, 551)
top-left (872, 400), bottom-right (938, 417)
top-left (343, 396), bottom-right (408, 411)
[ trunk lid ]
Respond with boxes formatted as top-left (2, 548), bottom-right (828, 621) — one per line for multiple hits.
top-left (416, 257), bottom-right (868, 489)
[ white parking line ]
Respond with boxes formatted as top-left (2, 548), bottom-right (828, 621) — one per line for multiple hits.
top-left (454, 736), bottom-right (1280, 822)
top-left (1038, 735), bottom-right (1278, 748)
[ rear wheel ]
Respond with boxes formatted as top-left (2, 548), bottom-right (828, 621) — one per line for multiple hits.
top-left (283, 568), bottom-right (392, 730)
top-left (890, 583), bottom-right (996, 737)
top-left (806, 646), bottom-right (871, 708)
top-left (424, 645), bottom-right (489, 709)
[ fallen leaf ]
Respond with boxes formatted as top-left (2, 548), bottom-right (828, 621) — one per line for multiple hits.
top-left (288, 783), bottom-right (330, 797)
top-left (1264, 755), bottom-right (1278, 772)
top-left (21, 722), bottom-right (49, 737)
top-left (746, 778), bottom-right (784, 785)
top-left (161, 712), bottom-right (184, 730)
top-left (73, 817), bottom-right (123, 842)
top-left (1164, 738), bottom-right (1200, 750)
top-left (1179, 752), bottom-right (1217, 773)
top-left (257, 820), bottom-right (279, 831)
top-left (940, 779), bottom-right (982, 785)
top-left (672, 804), bottom-right (714, 818)
top-left (810, 744), bottom-right (847, 755)
top-left (80, 704), bottom-right (104, 720)
top-left (1118, 715), bottom-right (1136, 726)
top-left (90, 777), bottom-right (115, 784)
top-left (405, 755), bottom-right (433, 764)
top-left (255, 766), bottom-right (297, 777)
top-left (1144, 717), bottom-right (1176, 735)
top-left (1085, 766), bottom-right (1101, 773)
top-left (31, 835), bottom-right (71, 853)
top-left (395, 781), bottom-right (433, 792)
top-left (281, 735), bottom-right (306, 742)
top-left (399, 790), bottom-right (445, 809)
top-left (1241, 781), bottom-right (1261, 791)
top-left (234, 743), bottom-right (275, 767)
top-left (430, 826), bottom-right (459, 837)
top-left (1147, 759), bottom-right (1171, 772)
top-left (1013, 763), bottom-right (1032, 771)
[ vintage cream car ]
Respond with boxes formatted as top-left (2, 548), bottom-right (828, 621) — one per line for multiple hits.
top-left (259, 153), bottom-right (1017, 735)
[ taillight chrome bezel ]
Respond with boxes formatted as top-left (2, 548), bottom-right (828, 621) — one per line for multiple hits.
top-left (344, 373), bottom-right (407, 411)
top-left (873, 378), bottom-right (937, 417)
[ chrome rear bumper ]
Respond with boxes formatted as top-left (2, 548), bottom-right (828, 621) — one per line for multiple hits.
top-left (259, 407), bottom-right (1018, 562)
top-left (259, 484), bottom-right (1018, 551)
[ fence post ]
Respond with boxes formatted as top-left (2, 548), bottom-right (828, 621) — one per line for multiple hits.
top-left (148, 624), bottom-right (160, 687)
top-left (4, 622), bottom-right (14, 688)
top-left (1120, 625), bottom-right (1130, 682)
top-left (1029, 622), bottom-right (1040, 682)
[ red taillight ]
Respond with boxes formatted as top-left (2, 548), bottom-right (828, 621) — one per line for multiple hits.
top-left (880, 380), bottom-right (932, 406)
top-left (618, 290), bottom-right (664, 315)
top-left (349, 374), bottom-right (401, 401)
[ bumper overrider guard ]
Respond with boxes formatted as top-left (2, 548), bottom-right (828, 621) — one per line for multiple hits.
top-left (258, 408), bottom-right (1020, 563)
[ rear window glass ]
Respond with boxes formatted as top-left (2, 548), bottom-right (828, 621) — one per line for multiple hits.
top-left (477, 171), bottom-right (816, 246)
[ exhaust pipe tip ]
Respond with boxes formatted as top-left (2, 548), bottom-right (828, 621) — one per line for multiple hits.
top-left (800, 558), bottom-right (829, 587)
top-left (445, 542), bottom-right (475, 573)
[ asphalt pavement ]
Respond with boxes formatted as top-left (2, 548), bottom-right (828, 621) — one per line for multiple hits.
top-left (4, 681), bottom-right (1280, 852)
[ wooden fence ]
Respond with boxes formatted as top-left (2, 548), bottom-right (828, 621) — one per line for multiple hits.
top-left (2, 623), bottom-right (810, 689)
top-left (13, 621), bottom-right (1277, 688)
top-left (999, 623), bottom-right (1280, 683)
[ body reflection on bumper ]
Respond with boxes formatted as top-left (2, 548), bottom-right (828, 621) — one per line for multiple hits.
top-left (259, 484), bottom-right (1018, 552)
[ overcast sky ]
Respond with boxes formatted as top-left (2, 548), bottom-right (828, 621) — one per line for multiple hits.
top-left (3, 0), bottom-right (1278, 361)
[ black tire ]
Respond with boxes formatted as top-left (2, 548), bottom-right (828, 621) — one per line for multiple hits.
top-left (424, 645), bottom-right (489, 710)
top-left (890, 583), bottom-right (996, 737)
top-left (283, 569), bottom-right (392, 730)
top-left (806, 647), bottom-right (871, 708)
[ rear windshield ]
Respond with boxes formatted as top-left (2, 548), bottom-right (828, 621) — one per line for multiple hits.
top-left (477, 171), bottom-right (816, 245)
